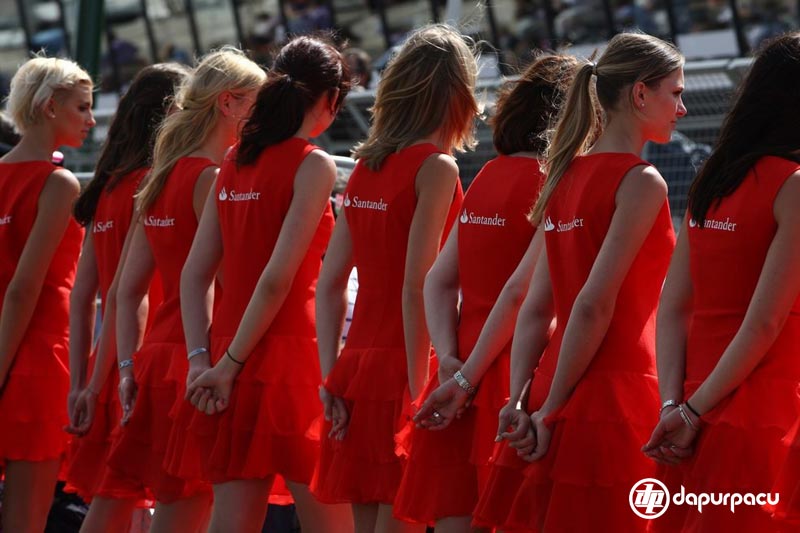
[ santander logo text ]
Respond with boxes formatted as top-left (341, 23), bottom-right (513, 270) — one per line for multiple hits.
top-left (344, 193), bottom-right (388, 212)
top-left (689, 217), bottom-right (737, 232)
top-left (143, 215), bottom-right (175, 228)
top-left (218, 187), bottom-right (261, 202)
top-left (93, 220), bottom-right (113, 233)
top-left (0, 214), bottom-right (11, 225)
top-left (544, 215), bottom-right (584, 232)
top-left (460, 209), bottom-right (506, 227)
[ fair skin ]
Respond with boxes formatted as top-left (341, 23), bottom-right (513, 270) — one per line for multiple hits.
top-left (412, 151), bottom-right (545, 532)
top-left (66, 209), bottom-right (144, 435)
top-left (316, 130), bottom-right (458, 533)
top-left (0, 83), bottom-right (93, 533)
top-left (414, 152), bottom-right (545, 433)
top-left (181, 90), bottom-right (352, 533)
top-left (79, 87), bottom-right (255, 533)
top-left (496, 67), bottom-right (687, 462)
top-left (643, 171), bottom-right (800, 463)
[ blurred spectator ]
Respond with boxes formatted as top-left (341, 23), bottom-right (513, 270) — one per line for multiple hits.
top-left (248, 13), bottom-right (284, 68)
top-left (161, 42), bottom-right (192, 65)
top-left (344, 48), bottom-right (373, 90)
top-left (102, 31), bottom-right (147, 90)
top-left (0, 112), bottom-right (21, 156)
top-left (286, 0), bottom-right (334, 34)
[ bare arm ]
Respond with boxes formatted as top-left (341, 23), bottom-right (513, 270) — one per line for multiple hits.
top-left (86, 208), bottom-right (146, 394)
top-left (462, 230), bottom-right (545, 390)
top-left (316, 213), bottom-right (354, 380)
top-left (538, 166), bottom-right (669, 418)
top-left (188, 151), bottom-right (338, 414)
top-left (423, 227), bottom-right (461, 382)
top-left (404, 154), bottom-right (459, 399)
top-left (0, 169), bottom-right (80, 388)
top-left (688, 172), bottom-right (800, 414)
top-left (655, 217), bottom-right (692, 409)
top-left (68, 231), bottom-right (99, 393)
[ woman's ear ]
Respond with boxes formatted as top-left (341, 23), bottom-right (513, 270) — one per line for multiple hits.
top-left (45, 96), bottom-right (57, 119)
top-left (631, 81), bottom-right (647, 110)
top-left (217, 91), bottom-right (233, 117)
top-left (328, 88), bottom-right (340, 113)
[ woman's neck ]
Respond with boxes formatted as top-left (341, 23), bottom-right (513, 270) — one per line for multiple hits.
top-left (588, 116), bottom-right (647, 156)
top-left (189, 123), bottom-right (233, 164)
top-left (2, 129), bottom-right (56, 162)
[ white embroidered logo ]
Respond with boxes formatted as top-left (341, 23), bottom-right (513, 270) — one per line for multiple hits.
top-left (544, 216), bottom-right (584, 232)
top-left (689, 217), bottom-right (737, 232)
top-left (219, 187), bottom-right (260, 202)
top-left (346, 194), bottom-right (388, 211)
top-left (93, 220), bottom-right (114, 233)
top-left (143, 215), bottom-right (175, 227)
top-left (460, 209), bottom-right (506, 227)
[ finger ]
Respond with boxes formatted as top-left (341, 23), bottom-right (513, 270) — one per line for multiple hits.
top-left (642, 424), bottom-right (668, 451)
top-left (196, 389), bottom-right (210, 413)
top-left (413, 397), bottom-right (440, 422)
top-left (509, 434), bottom-right (536, 450)
top-left (214, 396), bottom-right (228, 412)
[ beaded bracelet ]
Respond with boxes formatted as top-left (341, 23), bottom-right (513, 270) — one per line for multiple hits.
top-left (660, 399), bottom-right (679, 414)
top-left (453, 370), bottom-right (477, 396)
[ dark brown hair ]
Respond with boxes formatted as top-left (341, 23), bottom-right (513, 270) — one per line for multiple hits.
top-left (73, 63), bottom-right (189, 226)
top-left (237, 35), bottom-right (351, 166)
top-left (689, 32), bottom-right (800, 227)
top-left (491, 55), bottom-right (578, 155)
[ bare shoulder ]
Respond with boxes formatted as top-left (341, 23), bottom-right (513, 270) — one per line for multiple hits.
top-left (419, 153), bottom-right (458, 179)
top-left (774, 169), bottom-right (800, 219)
top-left (196, 165), bottom-right (220, 186)
top-left (44, 167), bottom-right (80, 197)
top-left (617, 164), bottom-right (668, 203)
top-left (297, 149), bottom-right (336, 188)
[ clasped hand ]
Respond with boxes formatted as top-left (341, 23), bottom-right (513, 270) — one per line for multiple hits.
top-left (185, 352), bottom-right (238, 416)
top-left (641, 406), bottom-right (698, 464)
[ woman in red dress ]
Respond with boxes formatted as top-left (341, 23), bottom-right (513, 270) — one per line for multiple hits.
top-left (174, 36), bottom-right (354, 532)
top-left (311, 24), bottom-right (478, 532)
top-left (80, 49), bottom-right (265, 533)
top-left (485, 33), bottom-right (685, 531)
top-left (393, 55), bottom-right (578, 531)
top-left (644, 32), bottom-right (800, 532)
top-left (0, 57), bottom-right (93, 533)
top-left (65, 63), bottom-right (187, 503)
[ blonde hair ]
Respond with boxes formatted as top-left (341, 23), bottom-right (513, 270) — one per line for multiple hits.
top-left (529, 32), bottom-right (684, 224)
top-left (5, 56), bottom-right (92, 134)
top-left (136, 47), bottom-right (265, 213)
top-left (353, 24), bottom-right (479, 170)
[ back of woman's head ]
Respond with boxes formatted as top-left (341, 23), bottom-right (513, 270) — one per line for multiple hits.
top-left (491, 54), bottom-right (578, 155)
top-left (237, 35), bottom-right (351, 166)
top-left (6, 56), bottom-right (92, 134)
top-left (530, 32), bottom-right (683, 224)
top-left (74, 63), bottom-right (189, 226)
top-left (689, 32), bottom-right (800, 227)
top-left (353, 24), bottom-right (479, 171)
top-left (137, 47), bottom-right (265, 214)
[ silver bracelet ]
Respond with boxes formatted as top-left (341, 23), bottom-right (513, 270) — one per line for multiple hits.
top-left (118, 359), bottom-right (134, 370)
top-left (187, 347), bottom-right (209, 361)
top-left (677, 404), bottom-right (698, 431)
top-left (453, 370), bottom-right (477, 396)
top-left (660, 399), bottom-right (679, 414)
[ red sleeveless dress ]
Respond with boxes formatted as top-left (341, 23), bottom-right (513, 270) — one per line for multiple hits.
top-left (165, 138), bottom-right (333, 488)
top-left (97, 157), bottom-right (215, 503)
top-left (773, 416), bottom-right (800, 527)
top-left (652, 156), bottom-right (800, 532)
top-left (311, 143), bottom-right (463, 505)
top-left (498, 153), bottom-right (674, 531)
top-left (65, 168), bottom-right (165, 501)
top-left (0, 161), bottom-right (82, 464)
top-left (393, 155), bottom-right (541, 523)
